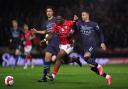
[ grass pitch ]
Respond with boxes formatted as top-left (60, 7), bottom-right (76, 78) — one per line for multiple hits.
top-left (0, 64), bottom-right (128, 89)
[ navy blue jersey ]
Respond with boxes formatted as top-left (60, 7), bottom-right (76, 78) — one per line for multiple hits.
top-left (10, 28), bottom-right (23, 50)
top-left (42, 17), bottom-right (59, 55)
top-left (76, 21), bottom-right (104, 47)
top-left (11, 28), bottom-right (22, 38)
top-left (10, 28), bottom-right (23, 43)
top-left (42, 17), bottom-right (56, 32)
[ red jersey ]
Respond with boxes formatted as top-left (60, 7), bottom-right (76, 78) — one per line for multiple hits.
top-left (24, 30), bottom-right (33, 46)
top-left (52, 20), bottom-right (74, 45)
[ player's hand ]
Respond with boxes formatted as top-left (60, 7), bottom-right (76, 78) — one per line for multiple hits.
top-left (40, 39), bottom-right (46, 46)
top-left (31, 28), bottom-right (37, 33)
top-left (73, 15), bottom-right (78, 22)
top-left (101, 43), bottom-right (107, 51)
top-left (46, 33), bottom-right (53, 41)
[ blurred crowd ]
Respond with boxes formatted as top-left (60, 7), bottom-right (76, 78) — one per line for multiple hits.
top-left (0, 0), bottom-right (127, 48)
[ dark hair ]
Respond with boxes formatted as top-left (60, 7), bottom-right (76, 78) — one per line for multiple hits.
top-left (22, 23), bottom-right (30, 28)
top-left (12, 19), bottom-right (18, 23)
top-left (80, 8), bottom-right (90, 14)
top-left (46, 6), bottom-right (54, 11)
top-left (56, 13), bottom-right (63, 17)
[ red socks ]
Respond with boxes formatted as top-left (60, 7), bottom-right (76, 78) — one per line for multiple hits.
top-left (52, 66), bottom-right (59, 75)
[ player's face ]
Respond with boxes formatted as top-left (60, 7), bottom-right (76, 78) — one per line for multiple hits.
top-left (56, 16), bottom-right (64, 25)
top-left (81, 12), bottom-right (89, 21)
top-left (46, 8), bottom-right (54, 18)
top-left (12, 20), bottom-right (18, 28)
top-left (23, 24), bottom-right (29, 32)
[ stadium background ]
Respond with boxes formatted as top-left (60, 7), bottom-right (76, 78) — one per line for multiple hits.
top-left (0, 0), bottom-right (128, 89)
top-left (0, 0), bottom-right (128, 64)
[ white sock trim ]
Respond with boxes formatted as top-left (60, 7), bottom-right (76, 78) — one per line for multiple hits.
top-left (106, 75), bottom-right (110, 79)
top-left (52, 74), bottom-right (55, 78)
top-left (97, 64), bottom-right (101, 69)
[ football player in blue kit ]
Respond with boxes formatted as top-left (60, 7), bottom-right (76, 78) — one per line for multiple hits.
top-left (9, 20), bottom-right (24, 69)
top-left (75, 11), bottom-right (112, 85)
top-left (32, 7), bottom-right (59, 82)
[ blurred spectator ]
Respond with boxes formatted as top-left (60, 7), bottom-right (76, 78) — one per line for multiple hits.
top-left (0, 0), bottom-right (127, 49)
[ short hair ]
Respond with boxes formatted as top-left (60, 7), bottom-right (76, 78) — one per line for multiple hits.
top-left (56, 12), bottom-right (64, 17)
top-left (46, 6), bottom-right (54, 11)
top-left (81, 10), bottom-right (90, 14)
top-left (23, 23), bottom-right (28, 26)
top-left (12, 19), bottom-right (18, 23)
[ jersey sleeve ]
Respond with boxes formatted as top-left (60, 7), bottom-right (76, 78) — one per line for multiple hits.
top-left (95, 23), bottom-right (104, 43)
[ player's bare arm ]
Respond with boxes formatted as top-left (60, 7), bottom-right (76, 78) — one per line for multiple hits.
top-left (31, 28), bottom-right (46, 34)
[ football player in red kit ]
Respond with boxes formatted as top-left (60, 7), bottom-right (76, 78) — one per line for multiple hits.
top-left (46, 14), bottom-right (78, 80)
top-left (23, 24), bottom-right (35, 69)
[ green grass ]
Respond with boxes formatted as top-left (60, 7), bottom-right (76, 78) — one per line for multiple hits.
top-left (0, 64), bottom-right (128, 89)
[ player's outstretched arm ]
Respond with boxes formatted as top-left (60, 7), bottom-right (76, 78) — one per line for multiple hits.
top-left (31, 28), bottom-right (46, 34)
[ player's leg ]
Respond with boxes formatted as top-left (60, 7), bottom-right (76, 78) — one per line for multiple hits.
top-left (28, 53), bottom-right (34, 68)
top-left (84, 51), bottom-right (105, 75)
top-left (24, 52), bottom-right (33, 69)
top-left (38, 51), bottom-right (52, 82)
top-left (67, 52), bottom-right (82, 67)
top-left (30, 55), bottom-right (34, 68)
top-left (24, 46), bottom-right (31, 69)
top-left (27, 46), bottom-right (34, 68)
top-left (38, 37), bottom-right (59, 82)
top-left (48, 44), bottom-right (73, 81)
top-left (24, 52), bottom-right (28, 69)
top-left (83, 46), bottom-right (104, 75)
top-left (83, 51), bottom-right (112, 85)
top-left (90, 64), bottom-right (112, 85)
top-left (13, 48), bottom-right (20, 69)
top-left (48, 49), bottom-right (67, 80)
top-left (44, 52), bottom-right (52, 77)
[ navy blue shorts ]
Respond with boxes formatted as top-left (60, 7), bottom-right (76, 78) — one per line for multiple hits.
top-left (46, 35), bottom-right (59, 55)
top-left (11, 42), bottom-right (22, 50)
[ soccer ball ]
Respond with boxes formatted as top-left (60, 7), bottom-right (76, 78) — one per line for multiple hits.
top-left (5, 76), bottom-right (14, 86)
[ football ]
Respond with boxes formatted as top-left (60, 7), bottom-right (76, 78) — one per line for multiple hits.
top-left (5, 76), bottom-right (14, 86)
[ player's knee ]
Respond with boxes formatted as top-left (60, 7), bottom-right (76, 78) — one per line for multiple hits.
top-left (45, 52), bottom-right (52, 61)
top-left (45, 55), bottom-right (51, 62)
top-left (84, 52), bottom-right (91, 58)
top-left (45, 58), bottom-right (51, 62)
top-left (83, 52), bottom-right (93, 65)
